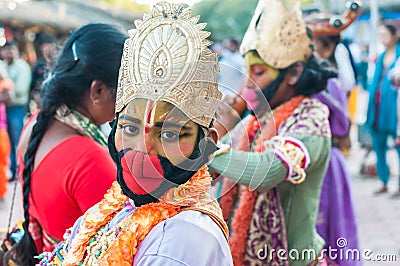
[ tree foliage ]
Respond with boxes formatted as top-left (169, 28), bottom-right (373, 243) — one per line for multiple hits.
top-left (192, 0), bottom-right (327, 43)
top-left (192, 0), bottom-right (258, 42)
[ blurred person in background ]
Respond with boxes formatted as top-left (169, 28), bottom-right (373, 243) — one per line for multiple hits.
top-left (305, 5), bottom-right (358, 126)
top-left (365, 21), bottom-right (400, 196)
top-left (358, 44), bottom-right (369, 90)
top-left (218, 38), bottom-right (246, 97)
top-left (0, 64), bottom-right (13, 200)
top-left (0, 41), bottom-right (31, 182)
top-left (211, 42), bottom-right (224, 60)
top-left (29, 33), bottom-right (57, 114)
top-left (0, 23), bottom-right (126, 265)
top-left (306, 1), bottom-right (362, 263)
top-left (387, 38), bottom-right (400, 197)
top-left (305, 15), bottom-right (357, 95)
top-left (213, 39), bottom-right (248, 141)
top-left (315, 34), bottom-right (356, 96)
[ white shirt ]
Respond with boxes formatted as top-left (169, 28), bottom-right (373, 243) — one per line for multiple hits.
top-left (334, 43), bottom-right (356, 93)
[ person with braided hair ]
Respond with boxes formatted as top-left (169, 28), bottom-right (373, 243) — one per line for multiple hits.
top-left (0, 23), bottom-right (126, 265)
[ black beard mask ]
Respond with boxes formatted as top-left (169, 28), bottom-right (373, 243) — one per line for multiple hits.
top-left (108, 119), bottom-right (218, 207)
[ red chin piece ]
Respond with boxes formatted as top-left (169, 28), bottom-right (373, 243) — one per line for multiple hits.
top-left (120, 150), bottom-right (165, 195)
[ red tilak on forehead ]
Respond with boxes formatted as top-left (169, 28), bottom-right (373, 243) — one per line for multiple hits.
top-left (144, 101), bottom-right (154, 135)
top-left (146, 101), bottom-right (154, 125)
top-left (145, 125), bottom-right (151, 134)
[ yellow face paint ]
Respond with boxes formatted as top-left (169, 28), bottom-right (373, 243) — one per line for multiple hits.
top-left (116, 98), bottom-right (199, 165)
top-left (246, 52), bottom-right (279, 80)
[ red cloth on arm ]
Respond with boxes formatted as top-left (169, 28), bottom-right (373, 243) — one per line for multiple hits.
top-left (21, 136), bottom-right (116, 241)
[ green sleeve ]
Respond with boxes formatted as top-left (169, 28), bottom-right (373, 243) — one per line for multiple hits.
top-left (208, 134), bottom-right (331, 191)
top-left (218, 134), bottom-right (230, 145)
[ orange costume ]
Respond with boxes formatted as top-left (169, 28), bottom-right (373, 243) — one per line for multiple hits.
top-left (0, 76), bottom-right (14, 198)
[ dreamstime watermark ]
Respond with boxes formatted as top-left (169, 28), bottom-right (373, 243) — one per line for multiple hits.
top-left (257, 237), bottom-right (398, 262)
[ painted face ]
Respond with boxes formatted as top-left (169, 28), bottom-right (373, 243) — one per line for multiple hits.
top-left (243, 52), bottom-right (289, 110)
top-left (244, 52), bottom-right (279, 91)
top-left (111, 98), bottom-right (217, 206)
top-left (115, 98), bottom-right (199, 165)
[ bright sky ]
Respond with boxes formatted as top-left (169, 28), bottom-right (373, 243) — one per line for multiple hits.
top-left (135, 0), bottom-right (202, 6)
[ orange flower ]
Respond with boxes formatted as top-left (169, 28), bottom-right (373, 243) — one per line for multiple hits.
top-left (160, 165), bottom-right (212, 205)
top-left (64, 182), bottom-right (128, 265)
top-left (100, 203), bottom-right (181, 264)
top-left (64, 165), bottom-right (212, 265)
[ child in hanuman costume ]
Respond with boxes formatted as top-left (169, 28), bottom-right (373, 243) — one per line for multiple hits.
top-left (38, 2), bottom-right (232, 265)
top-left (209, 0), bottom-right (336, 265)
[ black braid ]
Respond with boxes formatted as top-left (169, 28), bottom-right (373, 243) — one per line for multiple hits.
top-left (14, 108), bottom-right (58, 265)
top-left (10, 23), bottom-right (126, 265)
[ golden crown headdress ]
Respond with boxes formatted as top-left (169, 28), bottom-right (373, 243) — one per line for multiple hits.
top-left (240, 0), bottom-right (312, 69)
top-left (115, 2), bottom-right (221, 128)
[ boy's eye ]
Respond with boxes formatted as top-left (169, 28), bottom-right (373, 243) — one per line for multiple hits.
top-left (160, 131), bottom-right (179, 143)
top-left (119, 124), bottom-right (139, 137)
top-left (254, 71), bottom-right (265, 76)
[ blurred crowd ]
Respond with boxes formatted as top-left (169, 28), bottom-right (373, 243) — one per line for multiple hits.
top-left (0, 1), bottom-right (400, 265)
top-left (0, 32), bottom-right (57, 197)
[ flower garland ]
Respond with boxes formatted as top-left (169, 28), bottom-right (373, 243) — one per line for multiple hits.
top-left (58, 165), bottom-right (214, 265)
top-left (220, 95), bottom-right (306, 266)
top-left (219, 178), bottom-right (238, 222)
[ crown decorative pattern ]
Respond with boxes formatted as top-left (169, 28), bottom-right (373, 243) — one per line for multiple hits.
top-left (116, 2), bottom-right (221, 127)
top-left (240, 0), bottom-right (312, 69)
